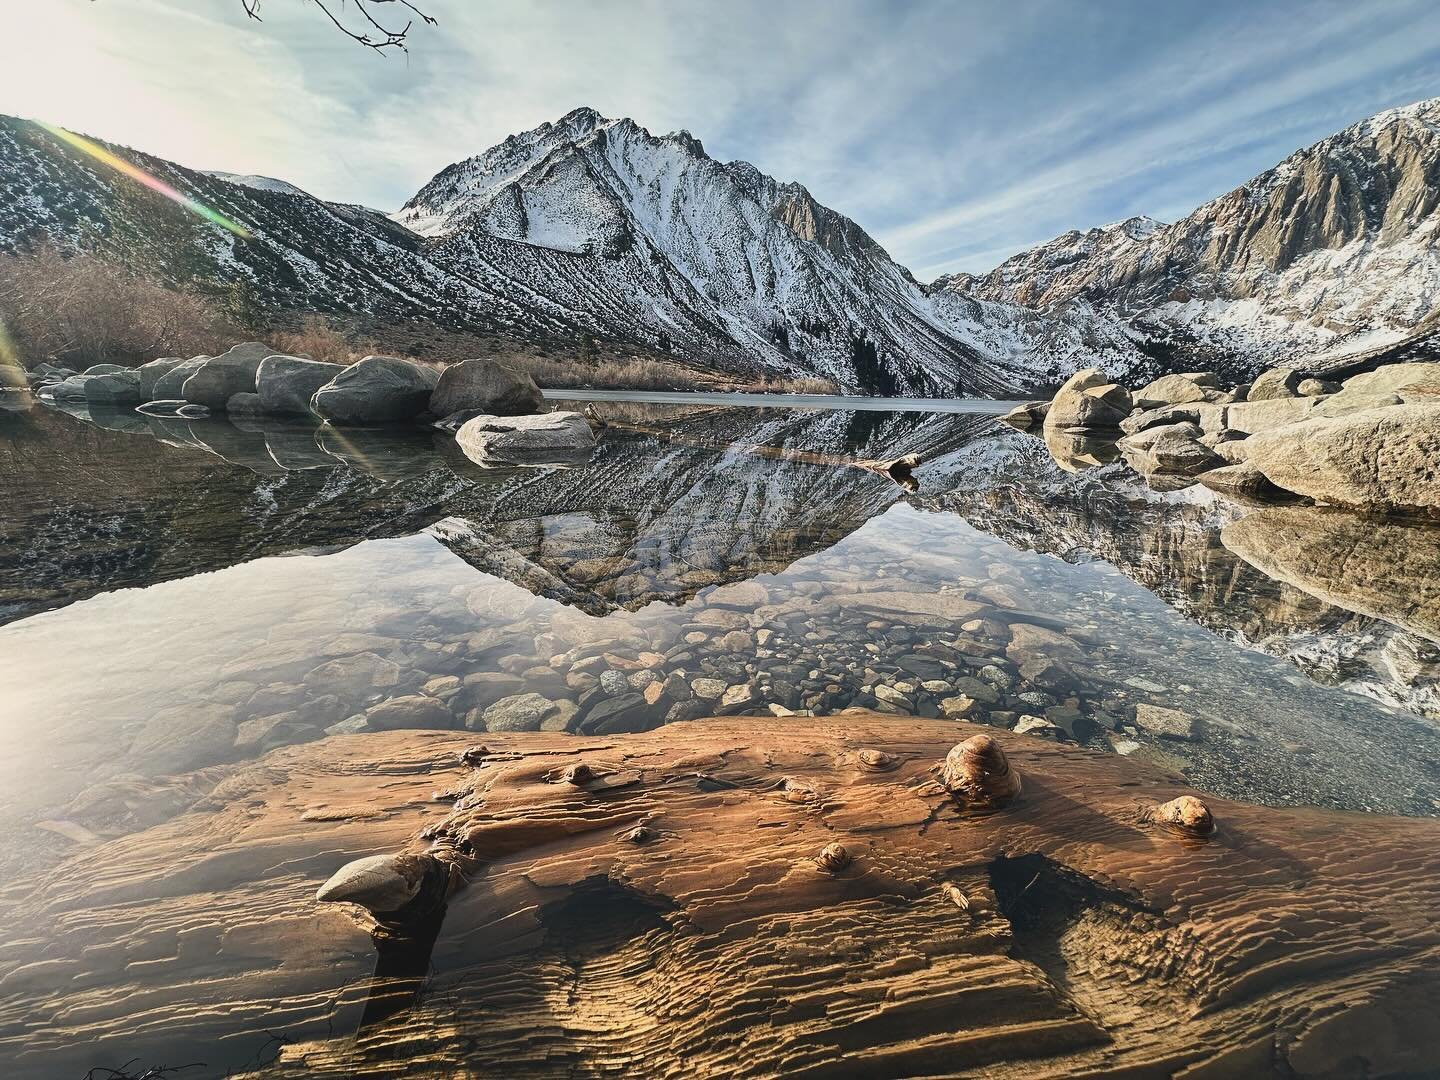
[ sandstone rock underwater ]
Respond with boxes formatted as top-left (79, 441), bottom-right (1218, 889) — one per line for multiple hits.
top-left (5, 716), bottom-right (1438, 1078)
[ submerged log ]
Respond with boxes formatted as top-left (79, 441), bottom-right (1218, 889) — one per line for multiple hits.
top-left (2, 715), bottom-right (1439, 1078)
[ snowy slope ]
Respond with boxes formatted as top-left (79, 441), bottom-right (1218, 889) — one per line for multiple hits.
top-left (395, 107), bottom-right (1067, 394)
top-left (955, 99), bottom-right (1440, 378)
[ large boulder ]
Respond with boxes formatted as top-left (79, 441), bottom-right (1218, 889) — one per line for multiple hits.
top-left (1244, 403), bottom-right (1440, 515)
top-left (151, 355), bottom-right (209, 400)
top-left (430, 358), bottom-right (543, 418)
top-left (180, 342), bottom-right (273, 410)
top-left (1248, 365), bottom-right (1304, 401)
top-left (455, 411), bottom-right (596, 464)
top-left (1314, 362), bottom-right (1440, 418)
top-left (1218, 397), bottom-right (1315, 435)
top-left (256, 354), bottom-right (345, 415)
top-left (1043, 368), bottom-right (1132, 430)
top-left (1134, 372), bottom-right (1215, 408)
top-left (137, 356), bottom-right (185, 397)
top-left (83, 369), bottom-right (146, 408)
top-left (310, 355), bottom-right (440, 425)
top-left (1117, 421), bottom-right (1223, 478)
top-left (43, 375), bottom-right (94, 401)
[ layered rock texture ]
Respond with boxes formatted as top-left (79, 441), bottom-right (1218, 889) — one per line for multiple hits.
top-left (3, 717), bottom-right (1437, 1078)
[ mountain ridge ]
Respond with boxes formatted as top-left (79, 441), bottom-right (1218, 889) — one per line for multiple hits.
top-left (954, 96), bottom-right (1440, 376)
top-left (4, 99), bottom-right (1440, 392)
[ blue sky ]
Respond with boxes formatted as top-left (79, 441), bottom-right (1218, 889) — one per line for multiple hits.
top-left (4, 0), bottom-right (1440, 276)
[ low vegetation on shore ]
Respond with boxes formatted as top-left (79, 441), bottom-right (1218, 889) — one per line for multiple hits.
top-left (0, 248), bottom-right (839, 395)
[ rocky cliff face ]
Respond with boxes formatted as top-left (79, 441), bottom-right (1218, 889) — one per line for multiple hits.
top-left (952, 99), bottom-right (1440, 378)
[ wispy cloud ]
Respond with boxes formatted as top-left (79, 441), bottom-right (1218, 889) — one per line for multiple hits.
top-left (3, 0), bottom-right (1439, 276)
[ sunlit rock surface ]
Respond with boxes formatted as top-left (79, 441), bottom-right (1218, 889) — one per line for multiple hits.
top-left (2, 717), bottom-right (1437, 1078)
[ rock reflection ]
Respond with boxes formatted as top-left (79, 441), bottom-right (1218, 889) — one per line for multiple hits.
top-left (1223, 507), bottom-right (1440, 645)
top-left (1041, 427), bottom-right (1121, 472)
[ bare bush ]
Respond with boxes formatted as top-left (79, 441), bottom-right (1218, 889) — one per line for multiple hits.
top-left (501, 353), bottom-right (842, 394)
top-left (0, 247), bottom-right (235, 368)
top-left (269, 314), bottom-right (379, 365)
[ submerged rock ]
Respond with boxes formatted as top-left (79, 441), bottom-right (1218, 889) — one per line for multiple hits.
top-left (454, 411), bottom-right (596, 464)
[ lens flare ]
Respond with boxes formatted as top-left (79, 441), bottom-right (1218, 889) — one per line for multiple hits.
top-left (37, 121), bottom-right (252, 240)
top-left (0, 316), bottom-right (23, 385)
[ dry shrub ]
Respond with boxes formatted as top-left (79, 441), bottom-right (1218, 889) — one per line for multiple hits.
top-left (503, 353), bottom-right (697, 390)
top-left (503, 353), bottom-right (842, 393)
top-left (748, 375), bottom-right (843, 394)
top-left (270, 314), bottom-right (380, 366)
top-left (0, 245), bottom-right (234, 368)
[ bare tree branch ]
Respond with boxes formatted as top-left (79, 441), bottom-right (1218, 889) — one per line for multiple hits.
top-left (228, 1), bottom-right (437, 53)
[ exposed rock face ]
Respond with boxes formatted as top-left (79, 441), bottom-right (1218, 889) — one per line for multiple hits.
top-left (1134, 372), bottom-right (1214, 407)
top-left (1223, 507), bottom-right (1440, 644)
top-left (1117, 421), bottom-right (1222, 479)
top-left (310, 355), bottom-right (440, 425)
top-left (957, 99), bottom-right (1440, 376)
top-left (179, 341), bottom-right (273, 410)
top-left (256, 354), bottom-right (345, 415)
top-left (454, 411), bottom-right (596, 464)
top-left (5, 717), bottom-right (1438, 1078)
top-left (82, 369), bottom-right (145, 408)
top-left (430, 358), bottom-right (542, 418)
top-left (1315, 360), bottom-right (1440, 416)
top-left (150, 355), bottom-right (208, 399)
top-left (1043, 368), bottom-right (1132, 431)
top-left (1244, 403), bottom-right (1440, 515)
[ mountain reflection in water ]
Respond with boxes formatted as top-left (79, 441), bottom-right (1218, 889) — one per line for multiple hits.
top-left (0, 399), bottom-right (1438, 887)
top-left (2, 396), bottom-right (1440, 1077)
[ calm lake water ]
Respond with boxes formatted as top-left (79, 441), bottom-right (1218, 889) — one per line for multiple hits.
top-left (0, 391), bottom-right (1437, 1075)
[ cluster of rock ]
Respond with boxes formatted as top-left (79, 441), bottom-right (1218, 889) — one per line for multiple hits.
top-left (24, 344), bottom-right (597, 463)
top-left (1005, 360), bottom-right (1440, 516)
top-left (205, 571), bottom-right (1190, 778)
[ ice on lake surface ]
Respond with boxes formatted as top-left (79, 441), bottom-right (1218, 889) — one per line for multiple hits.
top-left (0, 394), bottom-right (1437, 1075)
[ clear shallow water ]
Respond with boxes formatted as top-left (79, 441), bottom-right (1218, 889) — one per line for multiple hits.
top-left (1, 394), bottom-right (1438, 1075)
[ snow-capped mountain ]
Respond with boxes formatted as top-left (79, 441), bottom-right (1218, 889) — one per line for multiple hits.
top-left (955, 99), bottom-right (1440, 377)
top-left (0, 108), bottom-right (1147, 394)
top-left (6, 99), bottom-right (1440, 391)
top-left (390, 106), bottom-right (1114, 394)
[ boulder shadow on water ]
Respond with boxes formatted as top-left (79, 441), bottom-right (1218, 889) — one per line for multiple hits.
top-left (1222, 506), bottom-right (1440, 645)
